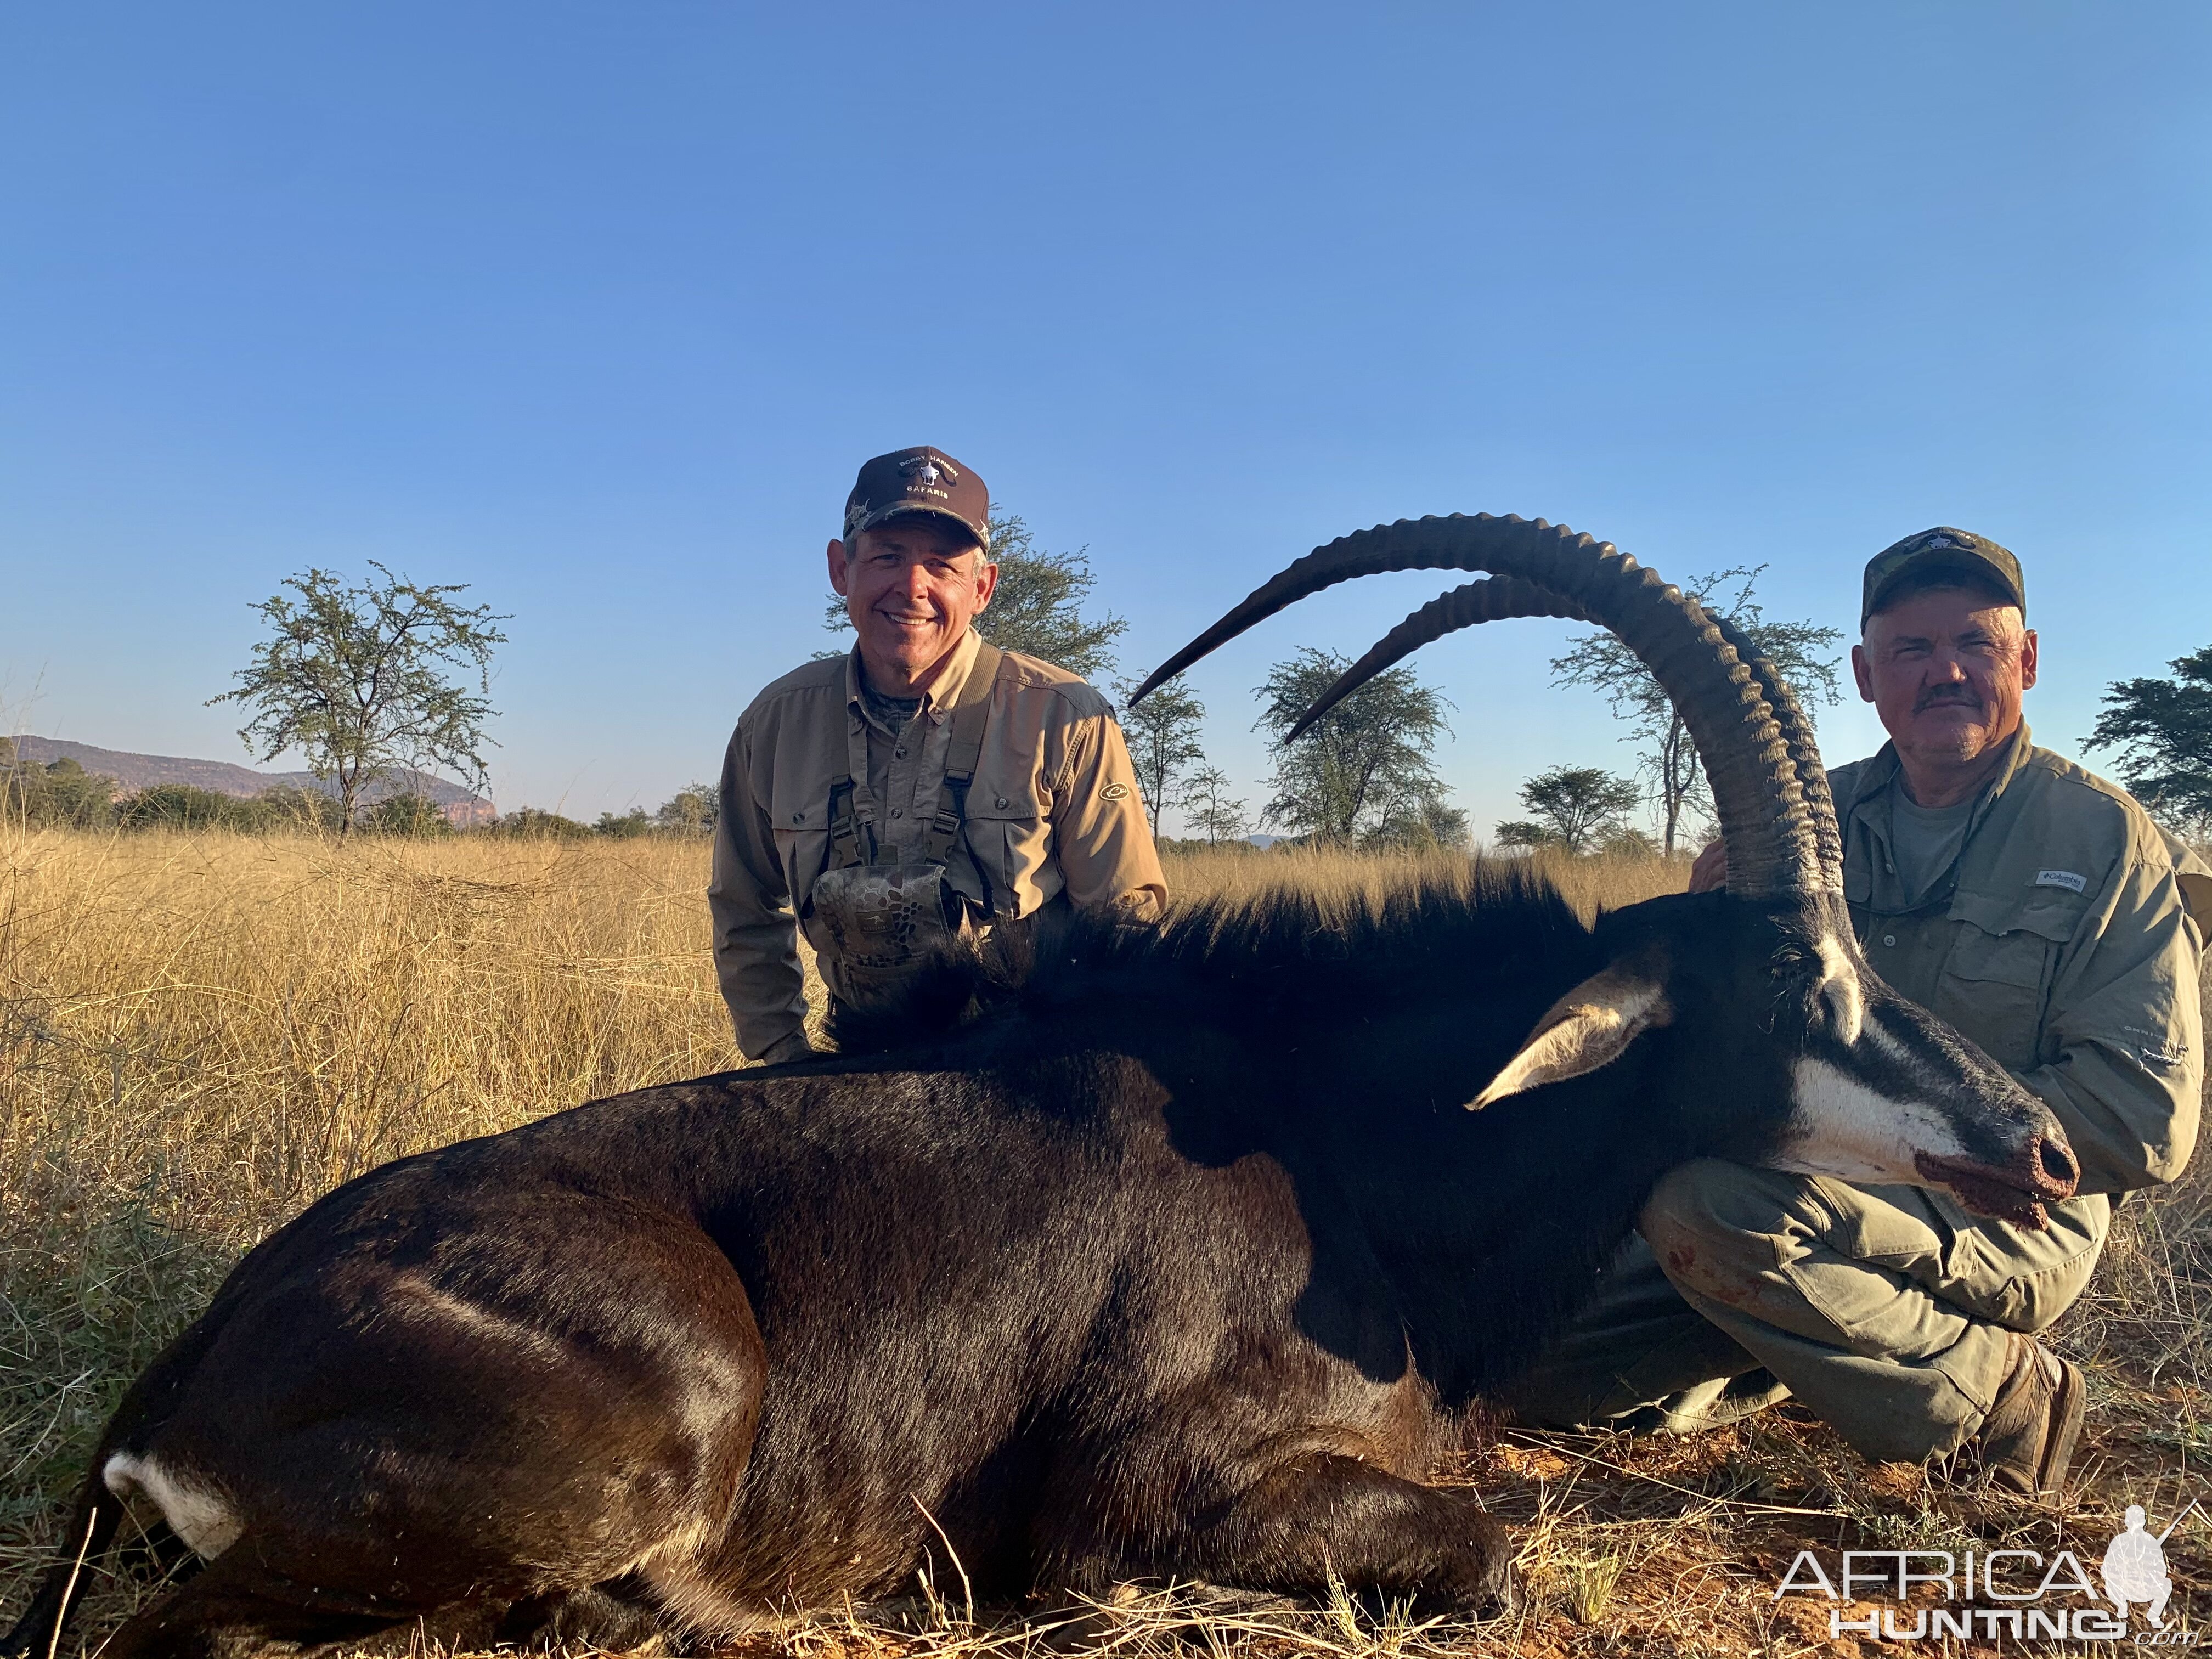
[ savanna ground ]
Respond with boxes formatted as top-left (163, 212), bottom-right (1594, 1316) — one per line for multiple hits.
top-left (3, 830), bottom-right (2209, 1658)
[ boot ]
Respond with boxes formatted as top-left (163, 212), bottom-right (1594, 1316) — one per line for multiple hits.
top-left (1963, 1333), bottom-right (2084, 1497)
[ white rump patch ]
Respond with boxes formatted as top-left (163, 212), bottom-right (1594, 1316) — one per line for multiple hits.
top-left (104, 1452), bottom-right (242, 1561)
top-left (1771, 1055), bottom-right (1966, 1187)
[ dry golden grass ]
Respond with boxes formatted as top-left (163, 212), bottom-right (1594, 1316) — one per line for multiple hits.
top-left (0, 830), bottom-right (793, 1625)
top-left (1157, 844), bottom-right (1691, 924)
top-left (2, 826), bottom-right (2207, 1658)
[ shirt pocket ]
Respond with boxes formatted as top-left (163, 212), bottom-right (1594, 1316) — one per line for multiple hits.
top-left (958, 786), bottom-right (1052, 918)
top-left (771, 799), bottom-right (833, 917)
top-left (1934, 922), bottom-right (2056, 1071)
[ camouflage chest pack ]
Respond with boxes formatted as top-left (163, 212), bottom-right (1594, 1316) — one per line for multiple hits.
top-left (806, 643), bottom-right (1003, 1006)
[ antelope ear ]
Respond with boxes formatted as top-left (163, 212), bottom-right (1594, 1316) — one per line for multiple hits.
top-left (1468, 965), bottom-right (1673, 1109)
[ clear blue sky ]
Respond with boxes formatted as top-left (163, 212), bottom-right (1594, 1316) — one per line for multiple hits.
top-left (4, 3), bottom-right (2206, 837)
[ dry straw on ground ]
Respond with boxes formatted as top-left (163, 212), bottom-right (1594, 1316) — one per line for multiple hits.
top-left (3, 827), bottom-right (2207, 1657)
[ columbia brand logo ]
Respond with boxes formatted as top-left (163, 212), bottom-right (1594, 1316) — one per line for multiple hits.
top-left (2035, 869), bottom-right (2088, 894)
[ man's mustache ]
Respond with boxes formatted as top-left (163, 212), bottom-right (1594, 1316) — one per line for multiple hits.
top-left (1914, 685), bottom-right (1987, 715)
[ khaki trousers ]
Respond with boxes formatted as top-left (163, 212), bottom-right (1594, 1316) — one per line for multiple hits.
top-left (1501, 1161), bottom-right (2108, 1462)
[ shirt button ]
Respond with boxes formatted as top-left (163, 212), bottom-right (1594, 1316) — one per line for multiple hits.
top-left (894, 747), bottom-right (907, 759)
top-left (1882, 934), bottom-right (1897, 947)
top-left (793, 812), bottom-right (804, 825)
top-left (890, 808), bottom-right (904, 819)
top-left (995, 796), bottom-right (1009, 809)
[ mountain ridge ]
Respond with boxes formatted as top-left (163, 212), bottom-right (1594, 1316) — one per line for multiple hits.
top-left (2, 736), bottom-right (494, 825)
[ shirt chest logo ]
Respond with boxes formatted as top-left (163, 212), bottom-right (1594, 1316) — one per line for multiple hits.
top-left (1099, 782), bottom-right (1130, 800)
top-left (2035, 869), bottom-right (2088, 894)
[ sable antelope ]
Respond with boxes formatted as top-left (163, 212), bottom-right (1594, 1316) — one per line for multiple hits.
top-left (4, 516), bottom-right (2077, 1659)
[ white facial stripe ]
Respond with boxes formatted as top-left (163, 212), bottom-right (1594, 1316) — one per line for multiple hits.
top-left (1864, 1016), bottom-right (1914, 1066)
top-left (1771, 1056), bottom-right (1968, 1186)
top-left (1816, 932), bottom-right (1864, 1047)
top-left (104, 1452), bottom-right (242, 1561)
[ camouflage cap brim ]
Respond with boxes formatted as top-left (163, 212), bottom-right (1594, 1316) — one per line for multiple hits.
top-left (1861, 528), bottom-right (2025, 628)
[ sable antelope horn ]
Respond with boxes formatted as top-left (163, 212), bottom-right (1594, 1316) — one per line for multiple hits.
top-left (1283, 577), bottom-right (1598, 743)
top-left (1280, 575), bottom-right (1845, 886)
top-left (1133, 513), bottom-right (1833, 898)
top-left (1704, 610), bottom-right (1843, 883)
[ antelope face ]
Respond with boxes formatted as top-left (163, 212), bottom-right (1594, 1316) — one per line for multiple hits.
top-left (1470, 891), bottom-right (2079, 1228)
top-left (1753, 897), bottom-right (2078, 1227)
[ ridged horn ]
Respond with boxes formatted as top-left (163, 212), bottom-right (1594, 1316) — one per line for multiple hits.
top-left (1133, 513), bottom-right (1831, 897)
top-left (1280, 574), bottom-right (1846, 887)
top-left (1706, 611), bottom-right (1843, 884)
top-left (1284, 577), bottom-right (1598, 743)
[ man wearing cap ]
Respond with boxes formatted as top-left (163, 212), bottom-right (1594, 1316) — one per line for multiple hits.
top-left (710, 447), bottom-right (1167, 1064)
top-left (1508, 528), bottom-right (2207, 1494)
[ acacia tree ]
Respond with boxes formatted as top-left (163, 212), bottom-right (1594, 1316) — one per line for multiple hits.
top-left (654, 783), bottom-right (721, 836)
top-left (1184, 765), bottom-right (1251, 845)
top-left (1254, 648), bottom-right (1456, 844)
top-left (823, 509), bottom-right (1129, 680)
top-left (1550, 566), bottom-right (1841, 854)
top-left (211, 563), bottom-right (507, 836)
top-left (1368, 795), bottom-right (1471, 851)
top-left (2085, 643), bottom-right (2212, 834)
top-left (1493, 765), bottom-right (1642, 854)
top-left (1113, 674), bottom-right (1206, 835)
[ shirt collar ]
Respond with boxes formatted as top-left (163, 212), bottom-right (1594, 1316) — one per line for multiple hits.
top-left (1843, 724), bottom-right (2032, 820)
top-left (843, 629), bottom-right (984, 729)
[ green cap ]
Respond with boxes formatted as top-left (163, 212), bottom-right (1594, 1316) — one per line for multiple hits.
top-left (1861, 527), bottom-right (2025, 629)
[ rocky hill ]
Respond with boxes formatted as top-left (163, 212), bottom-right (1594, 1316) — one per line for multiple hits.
top-left (3, 736), bottom-right (495, 826)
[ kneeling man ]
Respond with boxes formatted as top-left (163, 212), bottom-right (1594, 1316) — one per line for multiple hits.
top-left (1509, 528), bottom-right (2207, 1493)
top-left (711, 447), bottom-right (1166, 1063)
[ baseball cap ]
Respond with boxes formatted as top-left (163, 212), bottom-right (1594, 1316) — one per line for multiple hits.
top-left (842, 447), bottom-right (991, 550)
top-left (1861, 527), bottom-right (2026, 629)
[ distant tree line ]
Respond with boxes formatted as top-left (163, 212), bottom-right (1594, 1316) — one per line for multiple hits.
top-left (1, 747), bottom-right (404, 833)
top-left (492, 785), bottom-right (721, 840)
top-left (104, 524), bottom-right (2212, 866)
top-left (0, 742), bottom-right (723, 841)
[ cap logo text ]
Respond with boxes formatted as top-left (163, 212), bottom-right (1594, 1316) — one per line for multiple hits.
top-left (900, 455), bottom-right (958, 489)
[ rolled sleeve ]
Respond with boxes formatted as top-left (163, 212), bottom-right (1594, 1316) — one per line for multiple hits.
top-left (707, 725), bottom-right (812, 1062)
top-left (1050, 710), bottom-right (1168, 921)
top-left (2019, 855), bottom-right (2203, 1194)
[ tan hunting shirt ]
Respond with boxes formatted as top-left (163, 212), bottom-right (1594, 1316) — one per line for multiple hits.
top-left (710, 631), bottom-right (1167, 1062)
top-left (1833, 729), bottom-right (2208, 1201)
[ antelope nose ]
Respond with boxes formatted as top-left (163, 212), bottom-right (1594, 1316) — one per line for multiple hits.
top-left (2033, 1133), bottom-right (2079, 1198)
